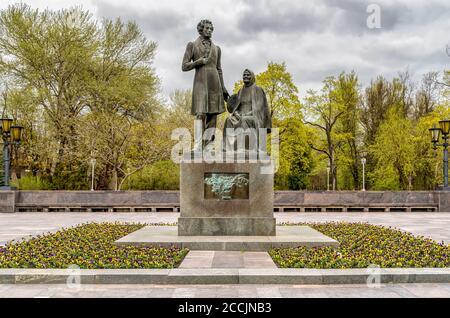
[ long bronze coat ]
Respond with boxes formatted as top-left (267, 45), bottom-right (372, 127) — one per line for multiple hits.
top-left (182, 37), bottom-right (226, 115)
top-left (226, 84), bottom-right (272, 130)
top-left (223, 84), bottom-right (272, 151)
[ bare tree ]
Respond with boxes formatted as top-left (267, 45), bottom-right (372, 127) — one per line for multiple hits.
top-left (434, 45), bottom-right (450, 88)
top-left (414, 72), bottom-right (440, 118)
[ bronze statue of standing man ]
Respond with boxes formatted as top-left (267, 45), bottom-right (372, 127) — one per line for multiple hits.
top-left (182, 19), bottom-right (229, 149)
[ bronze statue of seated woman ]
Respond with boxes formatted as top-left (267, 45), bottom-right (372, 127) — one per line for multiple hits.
top-left (223, 69), bottom-right (272, 153)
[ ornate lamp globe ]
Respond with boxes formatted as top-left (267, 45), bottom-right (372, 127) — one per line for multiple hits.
top-left (439, 119), bottom-right (450, 136)
top-left (10, 125), bottom-right (23, 142)
top-left (429, 126), bottom-right (441, 143)
top-left (1, 118), bottom-right (13, 134)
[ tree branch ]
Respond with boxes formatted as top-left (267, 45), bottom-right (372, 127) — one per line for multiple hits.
top-left (309, 143), bottom-right (331, 159)
top-left (304, 121), bottom-right (327, 131)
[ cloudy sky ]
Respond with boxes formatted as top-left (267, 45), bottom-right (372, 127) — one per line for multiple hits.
top-left (1, 0), bottom-right (449, 100)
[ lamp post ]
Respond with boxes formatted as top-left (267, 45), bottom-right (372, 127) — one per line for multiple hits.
top-left (360, 150), bottom-right (367, 192)
top-left (0, 118), bottom-right (23, 190)
top-left (326, 161), bottom-right (330, 191)
top-left (361, 157), bottom-right (367, 191)
top-left (429, 119), bottom-right (450, 190)
top-left (90, 158), bottom-right (96, 191)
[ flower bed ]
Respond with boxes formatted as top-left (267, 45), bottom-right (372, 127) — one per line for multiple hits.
top-left (0, 223), bottom-right (188, 269)
top-left (270, 222), bottom-right (450, 268)
top-left (1, 222), bottom-right (448, 270)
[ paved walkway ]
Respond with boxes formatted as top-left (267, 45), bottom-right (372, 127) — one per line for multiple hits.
top-left (1, 212), bottom-right (450, 245)
top-left (179, 251), bottom-right (277, 268)
top-left (1, 283), bottom-right (450, 298)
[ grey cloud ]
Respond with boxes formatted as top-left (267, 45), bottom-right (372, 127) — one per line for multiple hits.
top-left (93, 1), bottom-right (242, 55)
top-left (94, 0), bottom-right (191, 38)
top-left (236, 0), bottom-right (327, 35)
top-left (323, 0), bottom-right (407, 34)
top-left (324, 0), bottom-right (450, 35)
top-left (359, 39), bottom-right (450, 69)
top-left (236, 0), bottom-right (449, 37)
top-left (72, 0), bottom-right (450, 99)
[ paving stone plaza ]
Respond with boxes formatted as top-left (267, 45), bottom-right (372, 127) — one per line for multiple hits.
top-left (2, 283), bottom-right (450, 298)
top-left (1, 212), bottom-right (450, 298)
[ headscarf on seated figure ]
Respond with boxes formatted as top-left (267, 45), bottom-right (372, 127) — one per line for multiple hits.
top-left (223, 69), bottom-right (272, 152)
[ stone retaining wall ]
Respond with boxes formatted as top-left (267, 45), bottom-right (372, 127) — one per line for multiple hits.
top-left (1, 268), bottom-right (450, 285)
top-left (0, 190), bottom-right (449, 212)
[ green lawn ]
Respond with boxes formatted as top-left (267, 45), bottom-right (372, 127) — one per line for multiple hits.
top-left (0, 223), bottom-right (188, 269)
top-left (270, 222), bottom-right (450, 268)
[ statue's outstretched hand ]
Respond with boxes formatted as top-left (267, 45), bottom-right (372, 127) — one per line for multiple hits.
top-left (223, 90), bottom-right (230, 102)
top-left (226, 94), bottom-right (238, 113)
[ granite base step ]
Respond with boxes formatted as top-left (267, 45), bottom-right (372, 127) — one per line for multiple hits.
top-left (114, 225), bottom-right (338, 251)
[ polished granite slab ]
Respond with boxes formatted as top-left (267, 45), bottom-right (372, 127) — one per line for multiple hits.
top-left (115, 225), bottom-right (338, 251)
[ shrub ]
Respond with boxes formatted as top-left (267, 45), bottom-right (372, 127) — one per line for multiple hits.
top-left (123, 160), bottom-right (179, 190)
top-left (11, 175), bottom-right (52, 190)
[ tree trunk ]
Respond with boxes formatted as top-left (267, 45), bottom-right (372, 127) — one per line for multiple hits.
top-left (110, 167), bottom-right (118, 191)
top-left (332, 164), bottom-right (337, 191)
top-left (97, 163), bottom-right (113, 190)
top-left (350, 141), bottom-right (359, 189)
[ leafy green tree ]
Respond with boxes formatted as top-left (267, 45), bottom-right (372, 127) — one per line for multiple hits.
top-left (123, 160), bottom-right (180, 190)
top-left (0, 5), bottom-right (97, 170)
top-left (275, 118), bottom-right (314, 189)
top-left (304, 76), bottom-right (350, 190)
top-left (168, 89), bottom-right (193, 129)
top-left (234, 62), bottom-right (302, 122)
top-left (369, 109), bottom-right (415, 190)
top-left (360, 72), bottom-right (417, 189)
top-left (412, 104), bottom-right (450, 190)
top-left (81, 18), bottom-right (160, 190)
top-left (165, 89), bottom-right (194, 145)
top-left (368, 103), bottom-right (450, 191)
top-left (360, 76), bottom-right (392, 147)
top-left (334, 72), bottom-right (361, 190)
top-left (0, 5), bottom-right (161, 190)
top-left (361, 73), bottom-right (414, 144)
top-left (117, 119), bottom-right (173, 190)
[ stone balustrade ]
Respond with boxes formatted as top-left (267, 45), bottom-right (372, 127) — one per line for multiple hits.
top-left (0, 190), bottom-right (449, 213)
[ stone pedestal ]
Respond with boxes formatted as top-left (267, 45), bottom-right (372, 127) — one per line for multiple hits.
top-left (178, 159), bottom-right (276, 236)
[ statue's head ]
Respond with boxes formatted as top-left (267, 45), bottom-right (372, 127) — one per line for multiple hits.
top-left (197, 19), bottom-right (214, 38)
top-left (243, 69), bottom-right (255, 87)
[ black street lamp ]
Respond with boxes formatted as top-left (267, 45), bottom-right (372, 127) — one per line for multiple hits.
top-left (0, 118), bottom-right (23, 190)
top-left (429, 119), bottom-right (450, 190)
